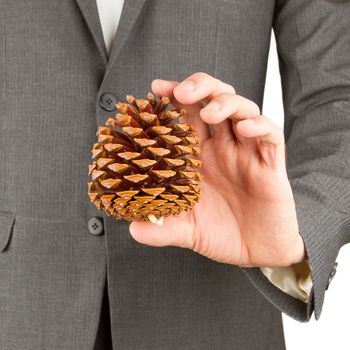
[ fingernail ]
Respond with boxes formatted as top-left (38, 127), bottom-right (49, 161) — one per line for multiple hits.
top-left (179, 80), bottom-right (196, 91)
top-left (204, 101), bottom-right (221, 111)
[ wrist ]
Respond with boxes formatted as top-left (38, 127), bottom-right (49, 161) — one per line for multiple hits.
top-left (285, 232), bottom-right (307, 267)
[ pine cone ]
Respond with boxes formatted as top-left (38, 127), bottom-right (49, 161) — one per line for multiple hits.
top-left (87, 92), bottom-right (202, 222)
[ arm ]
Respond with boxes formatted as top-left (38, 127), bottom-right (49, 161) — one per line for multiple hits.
top-left (127, 0), bottom-right (349, 321)
top-left (243, 0), bottom-right (350, 320)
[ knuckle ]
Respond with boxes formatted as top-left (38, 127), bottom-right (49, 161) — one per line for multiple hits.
top-left (198, 71), bottom-right (211, 79)
top-left (251, 101), bottom-right (261, 115)
top-left (239, 96), bottom-right (260, 115)
top-left (269, 120), bottom-right (284, 136)
top-left (222, 82), bottom-right (236, 94)
top-left (191, 71), bottom-right (211, 81)
top-left (271, 125), bottom-right (285, 143)
top-left (217, 91), bottom-right (236, 100)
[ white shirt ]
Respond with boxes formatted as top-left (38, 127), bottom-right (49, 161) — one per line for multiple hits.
top-left (95, 0), bottom-right (312, 303)
top-left (96, 0), bottom-right (125, 56)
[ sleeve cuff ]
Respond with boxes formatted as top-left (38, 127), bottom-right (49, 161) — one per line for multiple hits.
top-left (260, 259), bottom-right (312, 303)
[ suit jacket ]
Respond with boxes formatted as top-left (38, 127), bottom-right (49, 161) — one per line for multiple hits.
top-left (0, 0), bottom-right (349, 349)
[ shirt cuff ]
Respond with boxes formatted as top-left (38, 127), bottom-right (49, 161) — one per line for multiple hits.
top-left (260, 259), bottom-right (312, 303)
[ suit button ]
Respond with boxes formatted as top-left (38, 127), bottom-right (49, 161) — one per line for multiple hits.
top-left (326, 262), bottom-right (338, 290)
top-left (99, 92), bottom-right (117, 111)
top-left (88, 217), bottom-right (104, 236)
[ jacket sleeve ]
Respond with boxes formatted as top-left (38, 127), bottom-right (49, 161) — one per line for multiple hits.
top-left (241, 0), bottom-right (350, 321)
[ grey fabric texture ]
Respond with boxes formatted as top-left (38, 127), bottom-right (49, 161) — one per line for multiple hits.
top-left (0, 0), bottom-right (349, 349)
top-left (242, 0), bottom-right (350, 322)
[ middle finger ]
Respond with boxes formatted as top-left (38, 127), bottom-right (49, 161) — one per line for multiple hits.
top-left (200, 92), bottom-right (260, 145)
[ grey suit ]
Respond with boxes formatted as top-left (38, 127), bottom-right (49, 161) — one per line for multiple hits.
top-left (0, 0), bottom-right (349, 349)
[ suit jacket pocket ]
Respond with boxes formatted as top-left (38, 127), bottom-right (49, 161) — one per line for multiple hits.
top-left (0, 210), bottom-right (15, 252)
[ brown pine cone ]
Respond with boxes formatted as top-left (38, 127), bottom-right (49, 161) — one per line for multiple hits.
top-left (87, 92), bottom-right (202, 222)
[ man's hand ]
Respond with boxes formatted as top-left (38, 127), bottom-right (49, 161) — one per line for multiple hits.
top-left (129, 72), bottom-right (305, 268)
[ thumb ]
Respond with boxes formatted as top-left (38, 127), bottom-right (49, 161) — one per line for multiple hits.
top-left (129, 211), bottom-right (195, 249)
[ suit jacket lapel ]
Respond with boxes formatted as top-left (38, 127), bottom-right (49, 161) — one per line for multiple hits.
top-left (74, 0), bottom-right (147, 84)
top-left (74, 0), bottom-right (108, 65)
top-left (101, 0), bottom-right (147, 85)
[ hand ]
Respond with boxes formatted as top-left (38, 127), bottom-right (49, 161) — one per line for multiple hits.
top-left (129, 72), bottom-right (306, 267)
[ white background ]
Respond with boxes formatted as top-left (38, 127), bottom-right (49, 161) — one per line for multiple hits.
top-left (263, 31), bottom-right (350, 350)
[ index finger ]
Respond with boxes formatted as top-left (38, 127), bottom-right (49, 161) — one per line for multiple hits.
top-left (151, 78), bottom-right (211, 143)
top-left (172, 72), bottom-right (236, 106)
